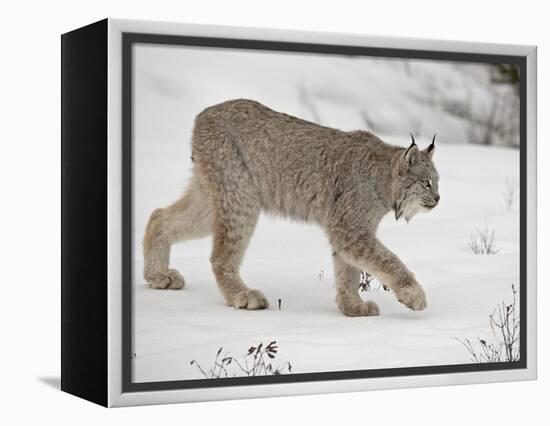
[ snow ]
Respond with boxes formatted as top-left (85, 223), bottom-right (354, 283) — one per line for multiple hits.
top-left (131, 45), bottom-right (520, 383)
top-left (132, 142), bottom-right (519, 383)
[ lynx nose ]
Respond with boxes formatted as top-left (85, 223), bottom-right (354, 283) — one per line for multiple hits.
top-left (434, 194), bottom-right (440, 203)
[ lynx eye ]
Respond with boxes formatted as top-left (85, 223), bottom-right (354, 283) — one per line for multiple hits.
top-left (423, 179), bottom-right (432, 188)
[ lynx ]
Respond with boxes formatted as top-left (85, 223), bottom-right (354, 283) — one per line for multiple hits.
top-left (143, 99), bottom-right (440, 316)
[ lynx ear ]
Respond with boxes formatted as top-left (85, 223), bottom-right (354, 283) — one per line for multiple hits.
top-left (423, 134), bottom-right (436, 159)
top-left (403, 133), bottom-right (419, 166)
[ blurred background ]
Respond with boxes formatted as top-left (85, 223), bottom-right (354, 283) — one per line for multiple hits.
top-left (135, 45), bottom-right (520, 149)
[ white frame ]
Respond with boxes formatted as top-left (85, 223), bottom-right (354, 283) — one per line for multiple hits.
top-left (106, 18), bottom-right (537, 407)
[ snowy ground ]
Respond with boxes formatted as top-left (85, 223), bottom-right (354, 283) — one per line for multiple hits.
top-left (132, 142), bottom-right (519, 383)
top-left (131, 45), bottom-right (520, 383)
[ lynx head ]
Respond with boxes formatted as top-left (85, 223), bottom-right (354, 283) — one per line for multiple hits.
top-left (394, 133), bottom-right (440, 222)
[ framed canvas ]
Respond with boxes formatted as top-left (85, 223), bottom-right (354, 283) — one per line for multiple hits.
top-left (61, 18), bottom-right (537, 407)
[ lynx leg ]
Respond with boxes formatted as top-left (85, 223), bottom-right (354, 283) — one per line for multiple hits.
top-left (210, 194), bottom-right (267, 310)
top-left (332, 233), bottom-right (427, 311)
top-left (143, 179), bottom-right (213, 289)
top-left (333, 254), bottom-right (379, 317)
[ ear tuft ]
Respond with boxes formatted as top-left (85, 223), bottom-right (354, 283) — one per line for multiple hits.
top-left (403, 141), bottom-right (419, 166)
top-left (424, 134), bottom-right (436, 158)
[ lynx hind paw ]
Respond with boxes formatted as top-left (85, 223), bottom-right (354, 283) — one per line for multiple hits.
top-left (234, 289), bottom-right (269, 310)
top-left (148, 269), bottom-right (185, 290)
top-left (341, 300), bottom-right (380, 317)
top-left (397, 284), bottom-right (427, 311)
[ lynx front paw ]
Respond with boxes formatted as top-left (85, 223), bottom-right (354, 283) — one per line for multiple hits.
top-left (233, 289), bottom-right (269, 310)
top-left (396, 283), bottom-right (427, 311)
top-left (340, 300), bottom-right (380, 317)
top-left (147, 269), bottom-right (185, 290)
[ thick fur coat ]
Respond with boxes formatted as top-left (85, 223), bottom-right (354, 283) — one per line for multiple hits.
top-left (143, 99), bottom-right (440, 316)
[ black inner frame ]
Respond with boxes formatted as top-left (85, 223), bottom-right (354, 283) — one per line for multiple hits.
top-left (122, 32), bottom-right (528, 393)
